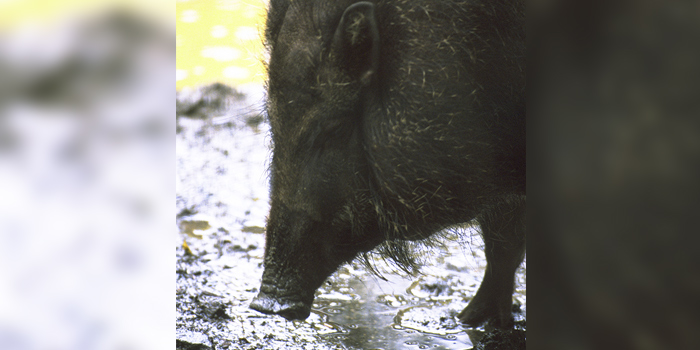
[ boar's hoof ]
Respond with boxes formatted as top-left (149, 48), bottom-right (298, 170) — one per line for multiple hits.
top-left (458, 299), bottom-right (514, 328)
top-left (250, 292), bottom-right (311, 320)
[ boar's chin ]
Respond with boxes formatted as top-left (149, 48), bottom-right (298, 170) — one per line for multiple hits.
top-left (249, 285), bottom-right (314, 320)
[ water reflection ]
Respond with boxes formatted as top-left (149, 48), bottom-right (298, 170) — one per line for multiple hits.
top-left (311, 254), bottom-right (488, 349)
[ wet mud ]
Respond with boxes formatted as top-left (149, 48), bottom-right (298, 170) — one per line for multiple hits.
top-left (176, 84), bottom-right (526, 350)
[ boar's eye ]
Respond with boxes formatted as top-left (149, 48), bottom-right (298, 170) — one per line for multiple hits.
top-left (311, 118), bottom-right (356, 149)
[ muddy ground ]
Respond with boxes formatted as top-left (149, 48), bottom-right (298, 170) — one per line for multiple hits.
top-left (175, 84), bottom-right (526, 350)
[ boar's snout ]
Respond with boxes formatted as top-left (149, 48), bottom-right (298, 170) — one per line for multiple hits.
top-left (250, 290), bottom-right (311, 320)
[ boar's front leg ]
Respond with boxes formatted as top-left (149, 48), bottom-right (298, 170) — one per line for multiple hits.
top-left (458, 195), bottom-right (526, 328)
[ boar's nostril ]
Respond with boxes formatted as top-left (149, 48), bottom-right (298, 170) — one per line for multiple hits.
top-left (249, 292), bottom-right (277, 315)
top-left (249, 291), bottom-right (312, 320)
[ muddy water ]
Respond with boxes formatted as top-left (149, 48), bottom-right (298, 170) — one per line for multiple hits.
top-left (176, 84), bottom-right (526, 350)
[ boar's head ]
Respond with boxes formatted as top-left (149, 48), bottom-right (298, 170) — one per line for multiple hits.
top-left (250, 1), bottom-right (384, 320)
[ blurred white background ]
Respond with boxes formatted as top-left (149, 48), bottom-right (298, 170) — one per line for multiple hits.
top-left (0, 1), bottom-right (174, 349)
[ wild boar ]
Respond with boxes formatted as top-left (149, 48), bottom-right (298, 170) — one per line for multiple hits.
top-left (250, 0), bottom-right (525, 328)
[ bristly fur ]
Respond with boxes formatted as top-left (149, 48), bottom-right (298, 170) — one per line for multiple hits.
top-left (262, 0), bottom-right (523, 272)
top-left (254, 0), bottom-right (525, 326)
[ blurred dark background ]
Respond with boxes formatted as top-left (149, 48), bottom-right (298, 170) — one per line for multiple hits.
top-left (529, 0), bottom-right (700, 349)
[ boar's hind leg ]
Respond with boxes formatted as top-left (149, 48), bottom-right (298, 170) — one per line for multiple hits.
top-left (458, 195), bottom-right (526, 328)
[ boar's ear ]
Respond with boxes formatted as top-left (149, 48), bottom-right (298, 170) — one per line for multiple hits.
top-left (330, 2), bottom-right (379, 86)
